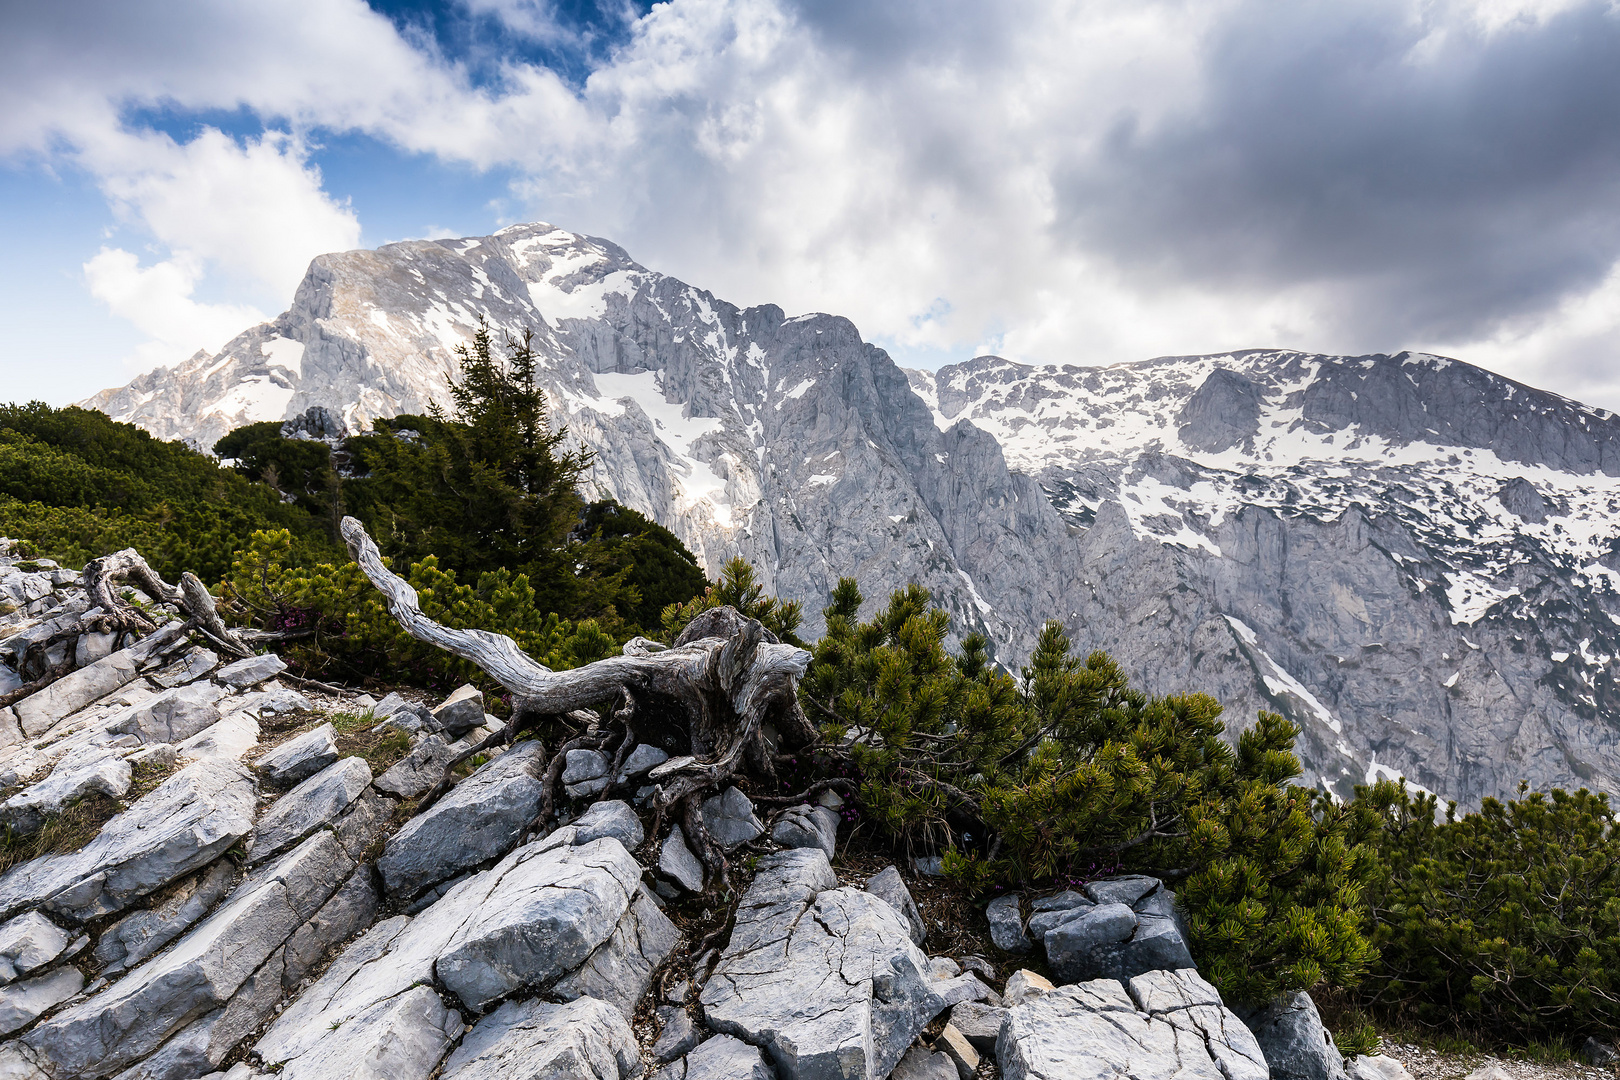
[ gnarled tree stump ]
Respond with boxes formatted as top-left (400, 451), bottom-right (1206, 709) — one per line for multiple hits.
top-left (340, 515), bottom-right (819, 890)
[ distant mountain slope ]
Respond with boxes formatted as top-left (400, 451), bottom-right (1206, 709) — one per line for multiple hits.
top-left (82, 228), bottom-right (1620, 804)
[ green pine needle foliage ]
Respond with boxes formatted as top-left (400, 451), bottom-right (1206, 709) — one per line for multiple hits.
top-left (802, 581), bottom-right (1377, 1007)
top-left (1352, 780), bottom-right (1620, 1040)
top-left (661, 556), bottom-right (804, 646)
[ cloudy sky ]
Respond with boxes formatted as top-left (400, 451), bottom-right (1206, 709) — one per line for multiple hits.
top-left (3, 0), bottom-right (1620, 410)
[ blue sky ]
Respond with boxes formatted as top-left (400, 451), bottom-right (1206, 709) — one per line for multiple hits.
top-left (4, 0), bottom-right (1620, 410)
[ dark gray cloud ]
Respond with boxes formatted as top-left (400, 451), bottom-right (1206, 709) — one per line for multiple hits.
top-left (1054, 0), bottom-right (1620, 346)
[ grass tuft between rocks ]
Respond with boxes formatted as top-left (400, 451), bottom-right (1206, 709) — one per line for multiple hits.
top-left (0, 790), bottom-right (122, 873)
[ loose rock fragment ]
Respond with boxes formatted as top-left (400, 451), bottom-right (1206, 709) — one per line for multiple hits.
top-left (658, 825), bottom-right (706, 894)
top-left (431, 684), bottom-right (485, 738)
top-left (986, 893), bottom-right (1030, 954)
top-left (698, 786), bottom-right (762, 849)
top-left (255, 724), bottom-right (338, 786)
top-left (866, 865), bottom-right (927, 946)
top-left (769, 804), bottom-right (837, 859)
top-left (214, 654), bottom-right (288, 688)
top-left (377, 740), bottom-right (547, 902)
top-left (573, 800), bottom-right (645, 850)
top-left (652, 1005), bottom-right (700, 1063)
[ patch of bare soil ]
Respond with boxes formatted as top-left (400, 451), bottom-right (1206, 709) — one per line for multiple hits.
top-left (1383, 1044), bottom-right (1615, 1080)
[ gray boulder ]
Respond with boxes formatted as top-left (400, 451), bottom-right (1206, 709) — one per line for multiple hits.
top-left (770, 804), bottom-right (837, 859)
top-left (0, 967), bottom-right (84, 1037)
top-left (699, 786), bottom-right (762, 849)
top-left (1043, 878), bottom-right (1195, 986)
top-left (377, 740), bottom-right (547, 902)
top-left (701, 847), bottom-right (984, 1080)
top-left (431, 684), bottom-right (485, 738)
top-left (440, 995), bottom-right (641, 1080)
top-left (95, 860), bottom-right (239, 974)
top-left (573, 800), bottom-right (645, 852)
top-left (562, 749), bottom-right (611, 799)
top-left (0, 912), bottom-right (69, 985)
top-left (866, 865), bottom-right (927, 946)
top-left (653, 1004), bottom-right (700, 1063)
top-left (248, 757), bottom-right (372, 865)
top-left (659, 825), bottom-right (706, 893)
top-left (0, 758), bottom-right (256, 922)
top-left (659, 1034), bottom-right (775, 1080)
top-left (22, 829), bottom-right (356, 1077)
top-left (1235, 991), bottom-right (1348, 1080)
top-left (373, 733), bottom-right (454, 799)
top-left (214, 654), bottom-right (288, 688)
top-left (987, 893), bottom-right (1031, 954)
top-left (255, 724), bottom-right (338, 786)
top-left (617, 743), bottom-right (668, 783)
top-left (997, 969), bottom-right (1267, 1080)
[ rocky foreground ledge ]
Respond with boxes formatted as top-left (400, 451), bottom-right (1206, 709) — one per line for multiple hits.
top-left (0, 544), bottom-right (1405, 1080)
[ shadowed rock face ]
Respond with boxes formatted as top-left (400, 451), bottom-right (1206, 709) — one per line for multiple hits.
top-left (1179, 368), bottom-right (1263, 453)
top-left (80, 227), bottom-right (1620, 806)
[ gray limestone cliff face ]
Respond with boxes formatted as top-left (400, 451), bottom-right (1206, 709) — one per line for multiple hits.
top-left (83, 234), bottom-right (1620, 807)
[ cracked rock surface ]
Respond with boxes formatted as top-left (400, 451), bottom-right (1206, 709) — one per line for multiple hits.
top-left (998, 969), bottom-right (1267, 1080)
top-left (700, 847), bottom-right (983, 1080)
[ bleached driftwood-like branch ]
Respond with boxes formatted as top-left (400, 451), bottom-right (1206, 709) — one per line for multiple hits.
top-left (340, 515), bottom-right (817, 888)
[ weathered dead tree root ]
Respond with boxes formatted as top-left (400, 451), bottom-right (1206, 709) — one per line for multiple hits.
top-left (340, 514), bottom-right (817, 890)
top-left (80, 549), bottom-right (256, 659)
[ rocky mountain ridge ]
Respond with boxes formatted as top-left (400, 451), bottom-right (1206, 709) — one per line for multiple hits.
top-left (79, 224), bottom-right (1620, 805)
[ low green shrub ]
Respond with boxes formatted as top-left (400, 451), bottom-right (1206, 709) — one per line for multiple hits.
top-left (1352, 780), bottom-right (1620, 1041)
top-left (800, 579), bottom-right (1377, 1006)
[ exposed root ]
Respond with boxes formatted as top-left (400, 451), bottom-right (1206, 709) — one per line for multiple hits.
top-left (681, 793), bottom-right (731, 894)
top-left (339, 515), bottom-right (818, 897)
top-left (752, 777), bottom-right (856, 806)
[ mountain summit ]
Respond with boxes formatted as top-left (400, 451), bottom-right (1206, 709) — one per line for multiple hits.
top-left (83, 224), bottom-right (1620, 804)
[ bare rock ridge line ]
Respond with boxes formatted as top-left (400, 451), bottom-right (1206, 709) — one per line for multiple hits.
top-left (80, 222), bottom-right (1620, 806)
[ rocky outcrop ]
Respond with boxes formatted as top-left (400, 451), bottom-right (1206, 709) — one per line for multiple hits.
top-left (0, 759), bottom-right (256, 923)
top-left (998, 970), bottom-right (1268, 1080)
top-left (376, 739), bottom-right (548, 902)
top-left (701, 847), bottom-right (985, 1080)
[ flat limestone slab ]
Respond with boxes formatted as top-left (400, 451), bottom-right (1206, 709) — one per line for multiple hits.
top-left (0, 758), bottom-right (256, 922)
